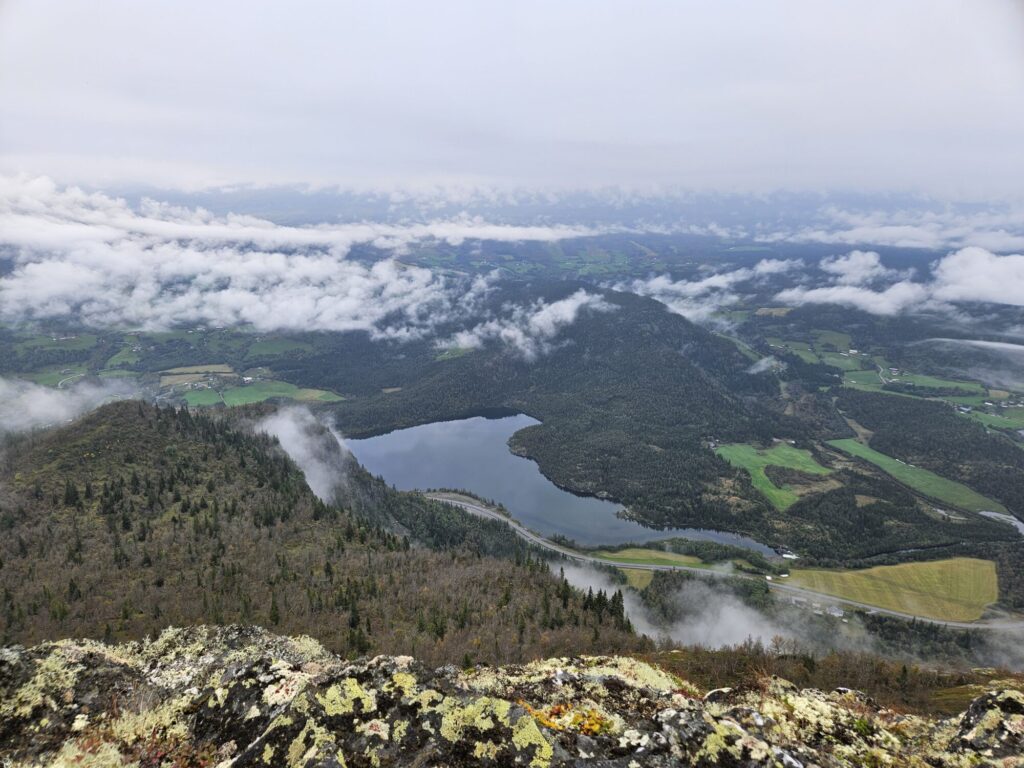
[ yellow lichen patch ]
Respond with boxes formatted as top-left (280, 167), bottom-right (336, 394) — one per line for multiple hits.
top-left (387, 671), bottom-right (418, 698)
top-left (584, 657), bottom-right (685, 695)
top-left (2, 648), bottom-right (81, 719)
top-left (520, 701), bottom-right (614, 737)
top-left (412, 688), bottom-right (443, 710)
top-left (44, 738), bottom-right (130, 767)
top-left (437, 696), bottom-right (512, 742)
top-left (511, 714), bottom-right (554, 768)
top-left (262, 743), bottom-right (275, 763)
top-left (391, 720), bottom-right (409, 742)
top-left (108, 699), bottom-right (191, 746)
top-left (572, 708), bottom-right (613, 736)
top-left (286, 717), bottom-right (335, 768)
top-left (473, 741), bottom-right (502, 760)
top-left (318, 678), bottom-right (377, 716)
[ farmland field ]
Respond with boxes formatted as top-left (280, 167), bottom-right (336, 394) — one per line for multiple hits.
top-left (716, 443), bottom-right (832, 509)
top-left (15, 333), bottom-right (98, 352)
top-left (827, 438), bottom-right (1007, 514)
top-left (591, 547), bottom-right (706, 568)
top-left (163, 364), bottom-right (234, 374)
top-left (620, 568), bottom-right (653, 590)
top-left (184, 380), bottom-right (342, 407)
top-left (788, 557), bottom-right (998, 622)
top-left (970, 408), bottom-right (1024, 430)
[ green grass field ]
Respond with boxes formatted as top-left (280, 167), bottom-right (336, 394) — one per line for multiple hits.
top-left (97, 370), bottom-right (139, 379)
top-left (765, 337), bottom-right (819, 364)
top-left (163, 364), bottom-right (234, 374)
top-left (246, 338), bottom-right (312, 357)
top-left (819, 352), bottom-right (863, 371)
top-left (788, 557), bottom-right (998, 622)
top-left (15, 333), bottom-right (98, 352)
top-left (889, 372), bottom-right (986, 393)
top-left (813, 329), bottom-right (852, 351)
top-left (21, 365), bottom-right (88, 387)
top-left (184, 380), bottom-right (343, 407)
top-left (970, 408), bottom-right (1024, 430)
top-left (182, 389), bottom-right (224, 406)
top-left (591, 547), bottom-right (706, 568)
top-left (716, 443), bottom-right (832, 509)
top-left (105, 346), bottom-right (141, 368)
top-left (827, 438), bottom-right (1007, 513)
top-left (619, 568), bottom-right (653, 590)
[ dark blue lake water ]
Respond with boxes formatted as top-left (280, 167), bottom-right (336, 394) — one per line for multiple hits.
top-left (347, 414), bottom-right (774, 552)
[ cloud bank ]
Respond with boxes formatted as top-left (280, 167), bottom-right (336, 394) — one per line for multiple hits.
top-left (0, 376), bottom-right (136, 435)
top-left (617, 259), bottom-right (803, 321)
top-left (0, 176), bottom-right (591, 340)
top-left (777, 247), bottom-right (1024, 315)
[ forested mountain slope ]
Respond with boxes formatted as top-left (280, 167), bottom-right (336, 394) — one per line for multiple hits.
top-left (287, 286), bottom-right (799, 534)
top-left (0, 402), bottom-right (645, 665)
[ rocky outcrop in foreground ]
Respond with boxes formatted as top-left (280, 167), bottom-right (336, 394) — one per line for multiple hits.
top-left (1, 626), bottom-right (1022, 766)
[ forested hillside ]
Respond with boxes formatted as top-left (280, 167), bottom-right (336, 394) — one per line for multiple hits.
top-left (836, 389), bottom-right (1024, 516)
top-left (0, 402), bottom-right (646, 664)
top-left (285, 286), bottom-right (800, 534)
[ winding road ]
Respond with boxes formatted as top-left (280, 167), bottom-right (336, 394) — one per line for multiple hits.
top-left (425, 492), bottom-right (1024, 631)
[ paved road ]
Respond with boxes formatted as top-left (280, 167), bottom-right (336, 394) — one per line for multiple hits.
top-left (57, 372), bottom-right (86, 389)
top-left (426, 492), bottom-right (1024, 631)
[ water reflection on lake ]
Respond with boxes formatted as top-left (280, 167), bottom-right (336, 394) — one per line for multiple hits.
top-left (346, 414), bottom-right (774, 553)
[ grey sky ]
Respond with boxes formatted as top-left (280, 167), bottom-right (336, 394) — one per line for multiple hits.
top-left (1, 1), bottom-right (1023, 197)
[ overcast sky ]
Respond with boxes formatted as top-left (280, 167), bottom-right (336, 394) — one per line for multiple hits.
top-left (2, 1), bottom-right (1023, 198)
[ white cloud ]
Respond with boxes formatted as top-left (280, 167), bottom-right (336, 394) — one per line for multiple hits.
top-left (819, 250), bottom-right (901, 285)
top-left (774, 281), bottom-right (930, 315)
top-left (257, 407), bottom-right (348, 503)
top-left (930, 247), bottom-right (1024, 306)
top-left (0, 176), bottom-right (590, 338)
top-left (775, 246), bottom-right (1024, 315)
top-left (618, 259), bottom-right (803, 321)
top-left (442, 289), bottom-right (613, 361)
top-left (759, 206), bottom-right (1024, 253)
top-left (0, 376), bottom-right (137, 435)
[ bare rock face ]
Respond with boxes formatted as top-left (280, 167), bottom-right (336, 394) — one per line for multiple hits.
top-left (1, 625), bottom-right (1022, 767)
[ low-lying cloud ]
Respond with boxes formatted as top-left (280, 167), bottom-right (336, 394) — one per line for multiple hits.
top-left (776, 246), bottom-right (1024, 315)
top-left (440, 289), bottom-right (613, 360)
top-left (819, 249), bottom-right (907, 285)
top-left (617, 258), bottom-right (803, 321)
top-left (0, 376), bottom-right (137, 435)
top-left (0, 176), bottom-right (592, 340)
top-left (257, 406), bottom-right (349, 503)
top-left (557, 563), bottom-right (790, 649)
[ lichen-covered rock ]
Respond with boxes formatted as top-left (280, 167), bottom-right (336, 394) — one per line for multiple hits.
top-left (0, 626), bottom-right (1020, 767)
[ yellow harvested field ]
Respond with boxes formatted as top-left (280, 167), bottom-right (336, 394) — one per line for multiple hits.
top-left (788, 557), bottom-right (998, 622)
top-left (620, 568), bottom-right (653, 590)
top-left (162, 364), bottom-right (234, 374)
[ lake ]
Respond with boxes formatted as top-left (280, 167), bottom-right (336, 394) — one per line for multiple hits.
top-left (346, 414), bottom-right (775, 552)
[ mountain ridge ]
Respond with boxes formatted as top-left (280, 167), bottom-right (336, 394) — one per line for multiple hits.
top-left (2, 624), bottom-right (1021, 766)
